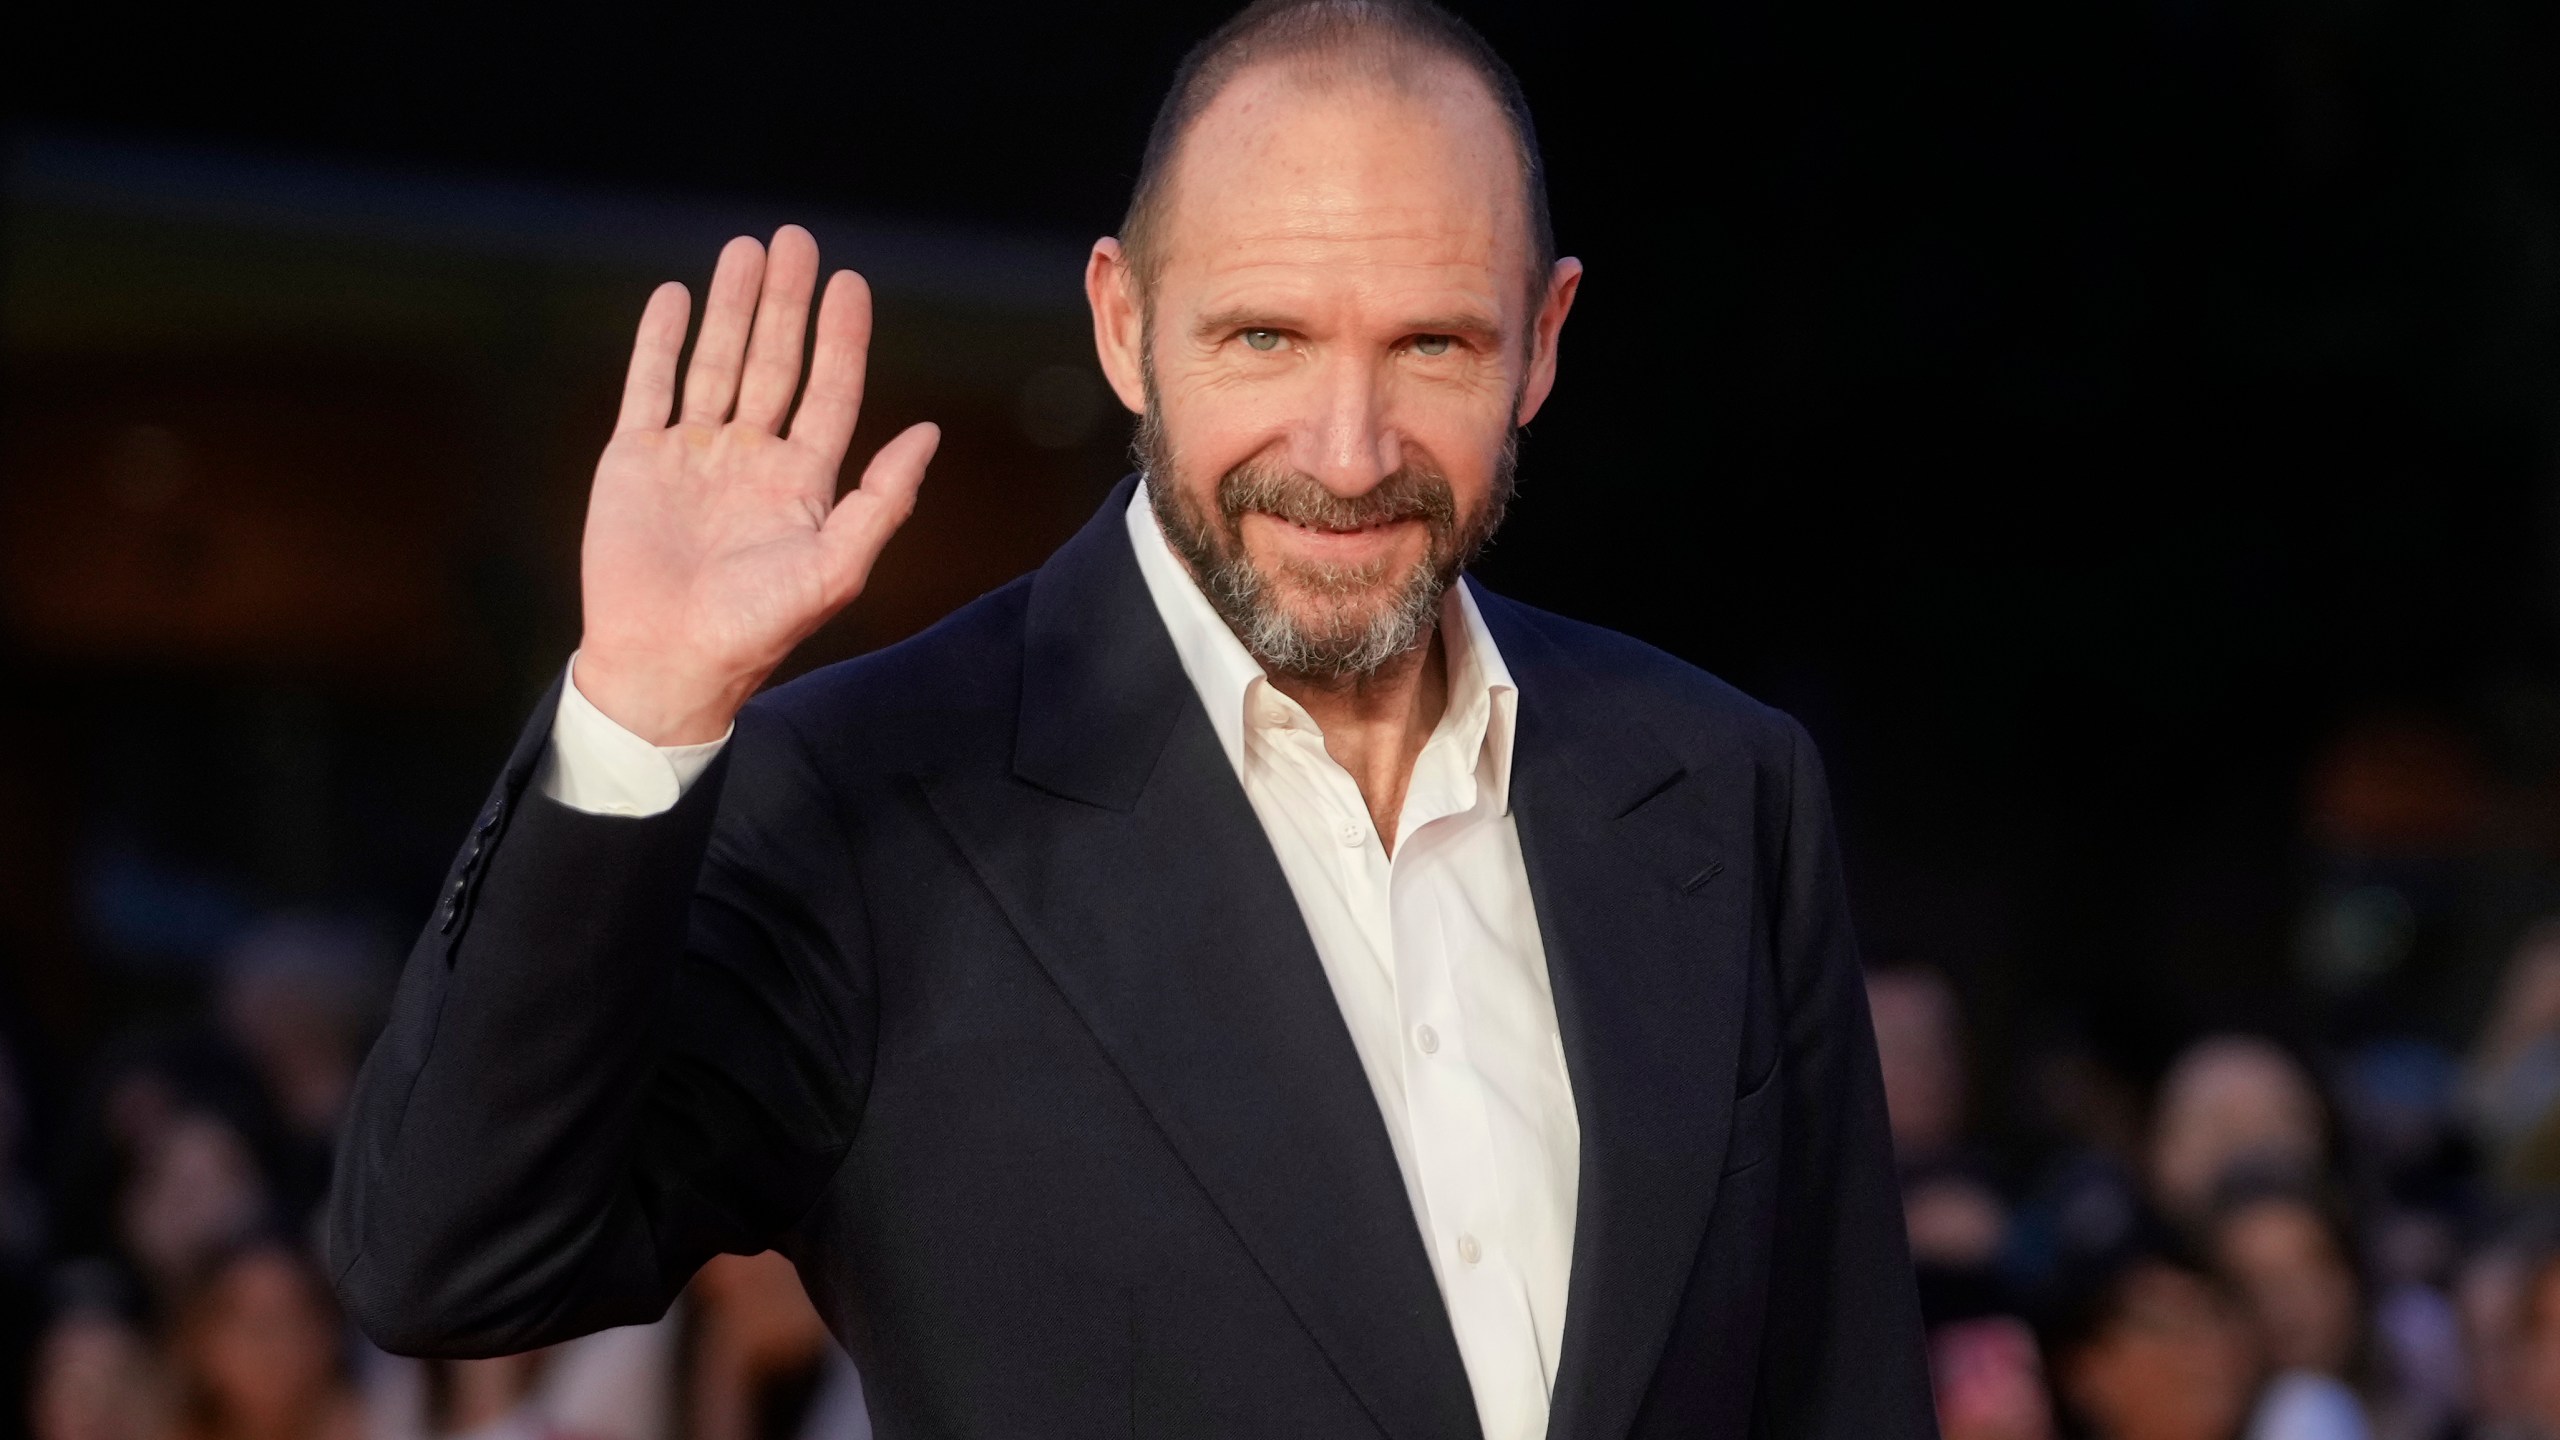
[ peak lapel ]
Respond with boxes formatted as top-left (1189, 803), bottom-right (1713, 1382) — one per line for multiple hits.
top-left (919, 482), bottom-right (1481, 1440)
top-left (1470, 586), bottom-right (1760, 1440)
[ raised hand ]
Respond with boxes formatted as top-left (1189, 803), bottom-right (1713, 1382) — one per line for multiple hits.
top-left (573, 226), bottom-right (939, 744)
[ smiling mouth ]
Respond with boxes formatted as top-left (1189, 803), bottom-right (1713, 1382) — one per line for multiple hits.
top-left (1258, 512), bottom-right (1422, 537)
top-left (1292, 519), bottom-right (1390, 535)
top-left (1248, 515), bottom-right (1427, 564)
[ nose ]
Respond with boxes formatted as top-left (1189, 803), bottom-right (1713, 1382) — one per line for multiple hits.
top-left (1284, 350), bottom-right (1400, 496)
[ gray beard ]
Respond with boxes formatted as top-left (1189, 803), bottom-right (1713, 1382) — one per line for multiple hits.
top-left (1134, 392), bottom-right (1517, 685)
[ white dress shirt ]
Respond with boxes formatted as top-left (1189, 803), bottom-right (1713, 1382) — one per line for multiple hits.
top-left (539, 486), bottom-right (1581, 1440)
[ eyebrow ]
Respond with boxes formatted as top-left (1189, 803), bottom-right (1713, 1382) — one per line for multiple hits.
top-left (1189, 309), bottom-right (1506, 342)
top-left (1192, 308), bottom-right (1299, 340)
top-left (1400, 314), bottom-right (1505, 343)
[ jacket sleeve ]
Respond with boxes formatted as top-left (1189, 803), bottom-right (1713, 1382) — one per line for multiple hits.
top-left (326, 678), bottom-right (872, 1357)
top-left (1754, 718), bottom-right (1939, 1438)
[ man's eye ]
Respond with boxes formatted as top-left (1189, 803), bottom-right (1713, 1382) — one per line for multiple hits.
top-left (1413, 334), bottom-right (1453, 356)
top-left (1241, 329), bottom-right (1283, 352)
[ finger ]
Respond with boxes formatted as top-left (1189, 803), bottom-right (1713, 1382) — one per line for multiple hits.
top-left (680, 235), bottom-right (767, 426)
top-left (787, 270), bottom-right (875, 462)
top-left (818, 422), bottom-right (939, 605)
top-left (616, 282), bottom-right (691, 432)
top-left (735, 224), bottom-right (821, 433)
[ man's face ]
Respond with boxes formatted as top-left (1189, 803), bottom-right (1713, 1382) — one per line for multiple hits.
top-left (1092, 60), bottom-right (1576, 681)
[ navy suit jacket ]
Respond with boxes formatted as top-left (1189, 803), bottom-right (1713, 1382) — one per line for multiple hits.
top-left (328, 477), bottom-right (1935, 1439)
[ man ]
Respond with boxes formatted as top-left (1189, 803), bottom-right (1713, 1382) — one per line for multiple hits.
top-left (326, 2), bottom-right (1934, 1436)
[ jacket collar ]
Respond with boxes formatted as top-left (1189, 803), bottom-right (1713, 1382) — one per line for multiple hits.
top-left (1008, 476), bottom-right (1191, 811)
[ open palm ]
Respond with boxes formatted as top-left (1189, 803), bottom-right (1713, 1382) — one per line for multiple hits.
top-left (576, 226), bottom-right (938, 744)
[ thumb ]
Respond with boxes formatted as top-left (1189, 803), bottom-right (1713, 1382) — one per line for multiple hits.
top-left (818, 421), bottom-right (939, 606)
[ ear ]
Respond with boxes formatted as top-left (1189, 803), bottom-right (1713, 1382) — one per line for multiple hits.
top-left (1086, 237), bottom-right (1149, 416)
top-left (1513, 257), bottom-right (1583, 428)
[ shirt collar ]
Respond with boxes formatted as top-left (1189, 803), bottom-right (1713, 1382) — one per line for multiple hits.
top-left (1124, 481), bottom-right (1519, 815)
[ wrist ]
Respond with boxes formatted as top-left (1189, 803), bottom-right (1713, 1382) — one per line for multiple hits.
top-left (570, 646), bottom-right (757, 746)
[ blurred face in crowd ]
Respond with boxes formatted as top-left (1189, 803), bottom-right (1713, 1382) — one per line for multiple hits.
top-left (218, 923), bottom-right (380, 1140)
top-left (2149, 1037), bottom-right (2327, 1222)
top-left (2060, 1262), bottom-right (2260, 1440)
top-left (1930, 1316), bottom-right (2057, 1440)
top-left (2212, 1196), bottom-right (2361, 1377)
top-left (1087, 54), bottom-right (1579, 681)
top-left (176, 1246), bottom-right (349, 1440)
top-left (121, 1112), bottom-right (268, 1298)
top-left (2472, 923), bottom-right (2560, 1148)
top-left (1868, 967), bottom-right (1967, 1157)
top-left (2477, 924), bottom-right (2560, 1066)
top-left (33, 1312), bottom-right (167, 1440)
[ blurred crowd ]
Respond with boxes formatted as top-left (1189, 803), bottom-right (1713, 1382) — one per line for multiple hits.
top-left (0, 916), bottom-right (869, 1440)
top-left (1880, 917), bottom-right (2560, 1440)
top-left (19, 920), bottom-right (2560, 1440)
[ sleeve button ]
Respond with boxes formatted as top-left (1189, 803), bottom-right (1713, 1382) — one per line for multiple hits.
top-left (438, 876), bottom-right (470, 933)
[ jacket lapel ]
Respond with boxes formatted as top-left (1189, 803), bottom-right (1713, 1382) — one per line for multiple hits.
top-left (1471, 589), bottom-right (1760, 1440)
top-left (917, 482), bottom-right (1482, 1440)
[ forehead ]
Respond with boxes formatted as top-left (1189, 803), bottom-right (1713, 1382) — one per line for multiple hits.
top-left (1156, 58), bottom-right (1527, 300)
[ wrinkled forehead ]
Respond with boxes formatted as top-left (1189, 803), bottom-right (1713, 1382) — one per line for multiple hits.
top-left (1154, 57), bottom-right (1531, 302)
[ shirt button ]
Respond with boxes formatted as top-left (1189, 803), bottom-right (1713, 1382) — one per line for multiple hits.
top-left (1457, 1233), bottom-right (1482, 1266)
top-left (1338, 822), bottom-right (1364, 848)
top-left (1260, 701), bottom-right (1291, 728)
top-left (1415, 1024), bottom-right (1439, 1055)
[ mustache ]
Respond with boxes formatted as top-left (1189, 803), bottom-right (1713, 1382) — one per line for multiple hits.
top-left (1216, 461), bottom-right (1457, 537)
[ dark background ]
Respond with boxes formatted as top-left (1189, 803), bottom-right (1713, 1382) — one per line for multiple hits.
top-left (3, 0), bottom-right (2558, 1194)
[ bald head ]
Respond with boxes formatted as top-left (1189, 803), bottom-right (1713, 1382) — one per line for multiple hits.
top-left (1119, 0), bottom-right (1554, 308)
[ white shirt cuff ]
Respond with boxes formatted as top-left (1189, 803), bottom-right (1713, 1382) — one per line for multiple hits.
top-left (534, 654), bottom-right (732, 817)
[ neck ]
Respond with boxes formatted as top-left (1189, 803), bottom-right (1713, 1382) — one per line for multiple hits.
top-left (1265, 624), bottom-right (1449, 856)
